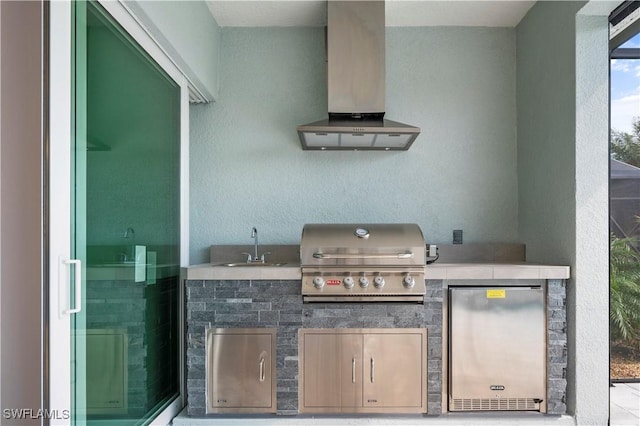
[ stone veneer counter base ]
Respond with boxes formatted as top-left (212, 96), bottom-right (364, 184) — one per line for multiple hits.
top-left (185, 278), bottom-right (568, 418)
top-left (185, 255), bottom-right (570, 420)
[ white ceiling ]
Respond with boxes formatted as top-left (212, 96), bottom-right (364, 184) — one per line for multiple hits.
top-left (206, 1), bottom-right (537, 28)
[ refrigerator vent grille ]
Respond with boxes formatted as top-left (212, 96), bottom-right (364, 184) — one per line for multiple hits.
top-left (451, 398), bottom-right (539, 411)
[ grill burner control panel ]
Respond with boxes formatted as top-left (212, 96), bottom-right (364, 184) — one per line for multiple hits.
top-left (302, 270), bottom-right (426, 302)
top-left (310, 274), bottom-right (418, 290)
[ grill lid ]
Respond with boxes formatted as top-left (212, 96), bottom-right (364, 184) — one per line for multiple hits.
top-left (300, 223), bottom-right (426, 267)
top-left (300, 223), bottom-right (426, 303)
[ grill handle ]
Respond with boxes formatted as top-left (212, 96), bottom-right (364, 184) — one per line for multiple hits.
top-left (312, 252), bottom-right (413, 260)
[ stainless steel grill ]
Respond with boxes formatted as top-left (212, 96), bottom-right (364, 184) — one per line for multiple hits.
top-left (300, 224), bottom-right (426, 303)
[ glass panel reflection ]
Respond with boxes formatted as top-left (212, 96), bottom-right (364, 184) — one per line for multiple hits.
top-left (81, 2), bottom-right (180, 424)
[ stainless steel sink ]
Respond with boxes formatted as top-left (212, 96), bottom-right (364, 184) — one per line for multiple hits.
top-left (217, 262), bottom-right (288, 267)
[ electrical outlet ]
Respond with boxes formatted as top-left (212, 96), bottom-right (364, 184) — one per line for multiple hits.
top-left (453, 229), bottom-right (463, 244)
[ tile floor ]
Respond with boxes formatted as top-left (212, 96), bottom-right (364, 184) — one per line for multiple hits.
top-left (172, 383), bottom-right (640, 425)
top-left (172, 412), bottom-right (576, 426)
top-left (610, 382), bottom-right (640, 426)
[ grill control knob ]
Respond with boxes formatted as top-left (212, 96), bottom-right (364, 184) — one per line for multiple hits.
top-left (359, 276), bottom-right (369, 288)
top-left (373, 276), bottom-right (385, 288)
top-left (343, 276), bottom-right (355, 289)
top-left (403, 274), bottom-right (415, 288)
top-left (312, 277), bottom-right (325, 288)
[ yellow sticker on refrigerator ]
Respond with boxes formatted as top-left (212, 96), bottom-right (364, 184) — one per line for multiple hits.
top-left (486, 289), bottom-right (506, 299)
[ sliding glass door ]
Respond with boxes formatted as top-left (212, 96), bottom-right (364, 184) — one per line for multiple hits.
top-left (49, 1), bottom-right (188, 424)
top-left (609, 12), bottom-right (640, 384)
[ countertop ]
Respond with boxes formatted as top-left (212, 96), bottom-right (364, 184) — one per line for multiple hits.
top-left (185, 263), bottom-right (570, 280)
top-left (87, 263), bottom-right (179, 281)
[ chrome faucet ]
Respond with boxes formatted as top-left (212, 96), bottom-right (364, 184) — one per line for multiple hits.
top-left (123, 227), bottom-right (135, 262)
top-left (242, 227), bottom-right (270, 263)
top-left (251, 227), bottom-right (259, 261)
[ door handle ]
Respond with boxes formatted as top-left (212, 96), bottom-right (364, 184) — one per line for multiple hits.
top-left (259, 357), bottom-right (265, 382)
top-left (370, 357), bottom-right (375, 383)
top-left (62, 259), bottom-right (82, 315)
top-left (352, 357), bottom-right (356, 383)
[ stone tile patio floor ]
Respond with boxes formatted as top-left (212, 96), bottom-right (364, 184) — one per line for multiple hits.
top-left (173, 382), bottom-right (639, 425)
top-left (611, 382), bottom-right (640, 426)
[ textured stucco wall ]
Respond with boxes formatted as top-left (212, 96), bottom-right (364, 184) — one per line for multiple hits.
top-left (517, 1), bottom-right (582, 267)
top-left (573, 12), bottom-right (610, 425)
top-left (189, 27), bottom-right (518, 263)
top-left (125, 0), bottom-right (221, 100)
top-left (517, 1), bottom-right (609, 424)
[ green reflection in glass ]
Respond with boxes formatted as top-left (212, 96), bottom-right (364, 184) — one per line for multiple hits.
top-left (76, 2), bottom-right (180, 424)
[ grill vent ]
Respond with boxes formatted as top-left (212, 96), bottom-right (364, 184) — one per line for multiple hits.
top-left (451, 398), bottom-right (539, 411)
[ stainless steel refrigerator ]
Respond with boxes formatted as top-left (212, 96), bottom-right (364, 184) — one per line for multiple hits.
top-left (448, 285), bottom-right (546, 412)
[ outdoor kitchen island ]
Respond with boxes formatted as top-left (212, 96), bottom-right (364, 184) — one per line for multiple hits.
top-left (181, 259), bottom-right (570, 423)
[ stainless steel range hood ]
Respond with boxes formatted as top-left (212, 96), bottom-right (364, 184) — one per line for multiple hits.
top-left (297, 1), bottom-right (420, 151)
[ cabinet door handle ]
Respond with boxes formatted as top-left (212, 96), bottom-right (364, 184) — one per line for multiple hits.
top-left (352, 357), bottom-right (356, 383)
top-left (370, 357), bottom-right (375, 383)
top-left (259, 357), bottom-right (265, 382)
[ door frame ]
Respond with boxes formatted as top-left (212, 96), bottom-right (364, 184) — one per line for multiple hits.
top-left (48, 1), bottom-right (189, 424)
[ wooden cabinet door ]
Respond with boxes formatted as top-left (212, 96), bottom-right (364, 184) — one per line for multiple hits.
top-left (302, 332), bottom-right (363, 409)
top-left (363, 332), bottom-right (425, 408)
